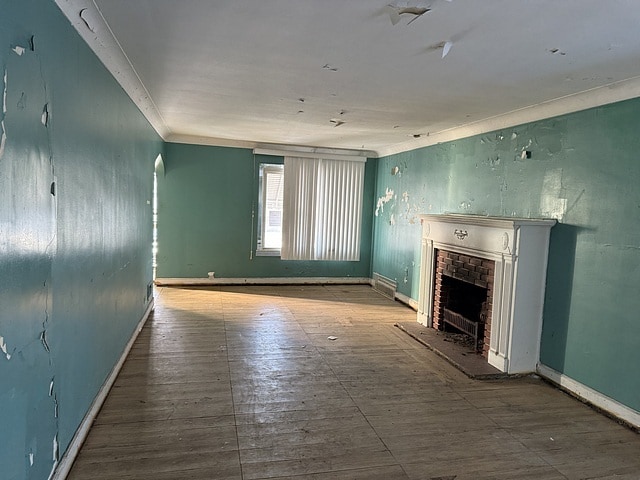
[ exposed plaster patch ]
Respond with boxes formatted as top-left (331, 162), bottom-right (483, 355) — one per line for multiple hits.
top-left (49, 378), bottom-right (59, 418)
top-left (375, 188), bottom-right (394, 216)
top-left (47, 435), bottom-right (59, 480)
top-left (29, 453), bottom-right (34, 466)
top-left (52, 435), bottom-right (58, 461)
top-left (12, 45), bottom-right (25, 56)
top-left (487, 155), bottom-right (500, 169)
top-left (0, 128), bottom-right (6, 160)
top-left (459, 199), bottom-right (472, 210)
top-left (402, 191), bottom-right (409, 203)
top-left (390, 213), bottom-right (396, 225)
top-left (391, 166), bottom-right (399, 175)
top-left (0, 68), bottom-right (6, 160)
top-left (41, 103), bottom-right (49, 127)
top-left (2, 68), bottom-right (6, 114)
top-left (0, 335), bottom-right (12, 360)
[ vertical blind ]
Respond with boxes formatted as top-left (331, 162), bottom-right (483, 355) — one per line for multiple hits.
top-left (281, 156), bottom-right (364, 261)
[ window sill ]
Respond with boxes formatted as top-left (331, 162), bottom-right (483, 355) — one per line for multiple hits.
top-left (256, 249), bottom-right (281, 257)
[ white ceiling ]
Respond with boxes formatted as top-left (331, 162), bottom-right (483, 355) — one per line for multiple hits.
top-left (56, 0), bottom-right (640, 156)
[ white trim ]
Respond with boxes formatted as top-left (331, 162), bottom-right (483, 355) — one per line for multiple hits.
top-left (254, 143), bottom-right (373, 158)
top-left (376, 75), bottom-right (640, 158)
top-left (417, 214), bottom-right (555, 374)
top-left (254, 148), bottom-right (368, 163)
top-left (537, 364), bottom-right (640, 430)
top-left (167, 134), bottom-right (260, 149)
top-left (154, 277), bottom-right (371, 286)
top-left (52, 299), bottom-right (154, 480)
top-left (395, 291), bottom-right (418, 310)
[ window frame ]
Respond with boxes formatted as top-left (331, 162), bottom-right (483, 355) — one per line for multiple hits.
top-left (256, 162), bottom-right (284, 257)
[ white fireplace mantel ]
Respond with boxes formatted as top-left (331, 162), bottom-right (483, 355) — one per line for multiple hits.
top-left (418, 214), bottom-right (556, 374)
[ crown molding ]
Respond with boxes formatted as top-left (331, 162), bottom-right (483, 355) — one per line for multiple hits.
top-left (54, 0), bottom-right (171, 139)
top-left (376, 75), bottom-right (640, 158)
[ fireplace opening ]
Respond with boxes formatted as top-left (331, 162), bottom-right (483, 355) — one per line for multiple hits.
top-left (441, 276), bottom-right (487, 350)
top-left (432, 249), bottom-right (494, 356)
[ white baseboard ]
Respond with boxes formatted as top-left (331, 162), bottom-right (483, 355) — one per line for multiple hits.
top-left (155, 276), bottom-right (371, 286)
top-left (537, 363), bottom-right (640, 430)
top-left (52, 299), bottom-right (154, 480)
top-left (395, 291), bottom-right (418, 310)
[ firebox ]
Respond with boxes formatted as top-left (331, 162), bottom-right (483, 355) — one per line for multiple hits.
top-left (417, 214), bottom-right (555, 373)
top-left (432, 249), bottom-right (494, 356)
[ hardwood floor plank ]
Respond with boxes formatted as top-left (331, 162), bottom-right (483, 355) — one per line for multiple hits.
top-left (66, 285), bottom-right (640, 480)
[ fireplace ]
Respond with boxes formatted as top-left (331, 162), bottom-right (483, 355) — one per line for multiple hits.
top-left (433, 249), bottom-right (494, 356)
top-left (418, 214), bottom-right (555, 373)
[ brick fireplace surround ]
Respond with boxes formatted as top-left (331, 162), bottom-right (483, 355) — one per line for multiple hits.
top-left (432, 249), bottom-right (495, 357)
top-left (418, 214), bottom-right (556, 374)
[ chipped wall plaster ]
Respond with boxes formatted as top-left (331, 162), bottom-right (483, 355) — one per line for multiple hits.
top-left (372, 97), bottom-right (640, 413)
top-left (1, 2), bottom-right (163, 479)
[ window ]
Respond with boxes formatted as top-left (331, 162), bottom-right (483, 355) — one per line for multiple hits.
top-left (256, 155), bottom-right (365, 261)
top-left (281, 156), bottom-right (364, 261)
top-left (256, 163), bottom-right (284, 255)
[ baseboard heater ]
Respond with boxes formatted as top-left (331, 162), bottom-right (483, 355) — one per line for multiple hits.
top-left (372, 273), bottom-right (397, 300)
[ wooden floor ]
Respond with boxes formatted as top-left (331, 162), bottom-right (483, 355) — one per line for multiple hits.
top-left (67, 285), bottom-right (640, 480)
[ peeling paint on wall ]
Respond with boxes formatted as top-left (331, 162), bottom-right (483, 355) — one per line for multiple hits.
top-left (0, 335), bottom-right (12, 360)
top-left (2, 67), bottom-right (6, 113)
top-left (375, 187), bottom-right (395, 216)
top-left (17, 91), bottom-right (26, 110)
top-left (41, 103), bottom-right (49, 126)
top-left (40, 330), bottom-right (51, 353)
top-left (47, 434), bottom-right (58, 480)
top-left (12, 45), bottom-right (25, 56)
top-left (1, 68), bottom-right (6, 159)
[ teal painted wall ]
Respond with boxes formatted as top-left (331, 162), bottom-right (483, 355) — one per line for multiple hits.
top-left (0, 1), bottom-right (163, 478)
top-left (157, 143), bottom-right (374, 279)
top-left (372, 99), bottom-right (640, 413)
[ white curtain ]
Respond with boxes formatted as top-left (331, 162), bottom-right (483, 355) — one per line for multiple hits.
top-left (281, 156), bottom-right (364, 261)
